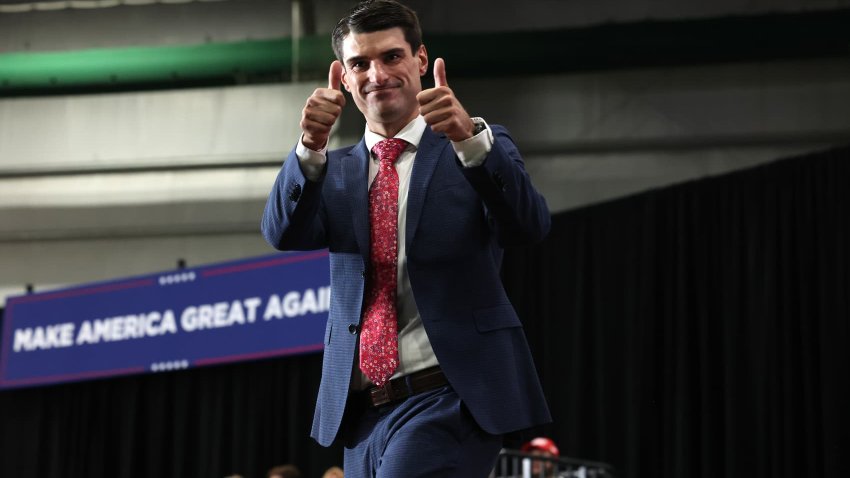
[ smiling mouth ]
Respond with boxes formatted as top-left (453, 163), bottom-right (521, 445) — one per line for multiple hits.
top-left (364, 83), bottom-right (401, 94)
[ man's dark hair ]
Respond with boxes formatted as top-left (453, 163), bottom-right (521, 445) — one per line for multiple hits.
top-left (331, 0), bottom-right (423, 62)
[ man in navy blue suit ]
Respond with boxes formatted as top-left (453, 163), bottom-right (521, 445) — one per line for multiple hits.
top-left (262, 1), bottom-right (551, 475)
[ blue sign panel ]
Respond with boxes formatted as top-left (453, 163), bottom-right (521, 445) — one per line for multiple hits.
top-left (0, 250), bottom-right (330, 389)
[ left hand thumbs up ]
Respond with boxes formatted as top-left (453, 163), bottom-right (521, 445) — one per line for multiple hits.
top-left (433, 57), bottom-right (448, 88)
top-left (418, 58), bottom-right (474, 142)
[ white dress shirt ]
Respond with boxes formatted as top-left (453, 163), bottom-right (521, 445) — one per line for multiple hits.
top-left (296, 115), bottom-right (493, 389)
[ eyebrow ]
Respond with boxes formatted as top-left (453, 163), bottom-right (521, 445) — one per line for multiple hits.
top-left (346, 48), bottom-right (408, 66)
top-left (381, 47), bottom-right (407, 57)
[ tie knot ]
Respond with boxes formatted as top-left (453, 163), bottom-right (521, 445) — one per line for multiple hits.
top-left (372, 138), bottom-right (407, 165)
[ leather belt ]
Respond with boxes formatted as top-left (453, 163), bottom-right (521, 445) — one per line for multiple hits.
top-left (363, 366), bottom-right (448, 408)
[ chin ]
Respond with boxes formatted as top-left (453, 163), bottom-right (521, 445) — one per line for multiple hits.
top-left (370, 105), bottom-right (402, 121)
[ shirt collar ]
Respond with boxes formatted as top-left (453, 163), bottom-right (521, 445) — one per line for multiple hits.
top-left (364, 115), bottom-right (427, 156)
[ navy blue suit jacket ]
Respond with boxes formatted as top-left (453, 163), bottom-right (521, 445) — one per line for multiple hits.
top-left (262, 125), bottom-right (552, 446)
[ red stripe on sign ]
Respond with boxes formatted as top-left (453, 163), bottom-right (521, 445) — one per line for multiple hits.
top-left (0, 366), bottom-right (147, 389)
top-left (10, 279), bottom-right (156, 304)
top-left (193, 343), bottom-right (325, 366)
top-left (201, 250), bottom-right (328, 278)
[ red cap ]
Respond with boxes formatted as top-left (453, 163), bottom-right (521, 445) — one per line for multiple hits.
top-left (521, 437), bottom-right (560, 457)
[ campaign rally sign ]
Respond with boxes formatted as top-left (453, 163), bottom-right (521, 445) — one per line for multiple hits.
top-left (0, 250), bottom-right (330, 389)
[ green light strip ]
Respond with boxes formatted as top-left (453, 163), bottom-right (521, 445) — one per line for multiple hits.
top-left (0, 35), bottom-right (333, 89)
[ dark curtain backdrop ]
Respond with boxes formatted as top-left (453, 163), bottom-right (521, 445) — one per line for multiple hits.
top-left (2, 146), bottom-right (848, 478)
top-left (502, 146), bottom-right (850, 478)
top-left (0, 350), bottom-right (342, 477)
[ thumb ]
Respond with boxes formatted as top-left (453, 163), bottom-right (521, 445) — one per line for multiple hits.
top-left (433, 57), bottom-right (447, 88)
top-left (328, 60), bottom-right (343, 90)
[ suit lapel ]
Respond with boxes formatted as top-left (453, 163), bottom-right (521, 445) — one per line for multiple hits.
top-left (406, 128), bottom-right (447, 250)
top-left (342, 138), bottom-right (371, 263)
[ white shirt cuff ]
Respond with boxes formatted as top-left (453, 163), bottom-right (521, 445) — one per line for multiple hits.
top-left (452, 117), bottom-right (494, 168)
top-left (295, 135), bottom-right (328, 182)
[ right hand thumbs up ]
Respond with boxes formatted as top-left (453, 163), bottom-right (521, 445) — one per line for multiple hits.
top-left (328, 60), bottom-right (342, 90)
top-left (301, 61), bottom-right (346, 151)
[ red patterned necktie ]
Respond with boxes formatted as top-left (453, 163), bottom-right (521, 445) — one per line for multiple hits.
top-left (359, 138), bottom-right (407, 387)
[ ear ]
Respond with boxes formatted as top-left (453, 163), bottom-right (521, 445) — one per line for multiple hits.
top-left (340, 66), bottom-right (352, 92)
top-left (417, 45), bottom-right (428, 76)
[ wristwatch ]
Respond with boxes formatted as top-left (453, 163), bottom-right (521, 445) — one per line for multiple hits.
top-left (471, 117), bottom-right (487, 136)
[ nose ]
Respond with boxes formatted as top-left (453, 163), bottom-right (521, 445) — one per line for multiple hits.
top-left (368, 62), bottom-right (389, 84)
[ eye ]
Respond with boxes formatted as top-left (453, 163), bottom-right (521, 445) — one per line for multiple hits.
top-left (350, 61), bottom-right (367, 71)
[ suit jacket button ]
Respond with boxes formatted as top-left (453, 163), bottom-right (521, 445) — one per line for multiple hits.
top-left (360, 269), bottom-right (366, 278)
top-left (348, 324), bottom-right (359, 335)
top-left (289, 183), bottom-right (302, 201)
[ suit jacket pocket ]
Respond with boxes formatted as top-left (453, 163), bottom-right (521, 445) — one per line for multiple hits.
top-left (473, 304), bottom-right (521, 332)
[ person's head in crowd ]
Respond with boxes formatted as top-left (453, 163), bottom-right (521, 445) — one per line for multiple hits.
top-left (267, 463), bottom-right (302, 478)
top-left (521, 436), bottom-right (560, 476)
top-left (322, 465), bottom-right (344, 478)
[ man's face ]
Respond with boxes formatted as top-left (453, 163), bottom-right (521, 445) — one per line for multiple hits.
top-left (340, 27), bottom-right (428, 132)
